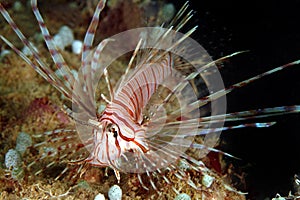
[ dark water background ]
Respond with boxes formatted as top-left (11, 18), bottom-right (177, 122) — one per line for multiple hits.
top-left (172, 0), bottom-right (300, 199)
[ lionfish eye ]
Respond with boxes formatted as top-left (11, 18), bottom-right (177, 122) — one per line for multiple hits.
top-left (107, 124), bottom-right (118, 138)
top-left (113, 130), bottom-right (118, 138)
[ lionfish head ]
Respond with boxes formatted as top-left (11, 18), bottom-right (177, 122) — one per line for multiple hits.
top-left (85, 115), bottom-right (149, 171)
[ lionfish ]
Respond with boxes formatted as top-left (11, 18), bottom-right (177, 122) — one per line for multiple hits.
top-left (0, 0), bottom-right (299, 195)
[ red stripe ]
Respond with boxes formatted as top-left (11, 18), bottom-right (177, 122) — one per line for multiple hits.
top-left (134, 78), bottom-right (143, 116)
top-left (132, 140), bottom-right (148, 153)
top-left (141, 71), bottom-right (150, 100)
top-left (127, 82), bottom-right (140, 117)
top-left (150, 66), bottom-right (157, 91)
top-left (135, 78), bottom-right (143, 105)
top-left (114, 138), bottom-right (121, 157)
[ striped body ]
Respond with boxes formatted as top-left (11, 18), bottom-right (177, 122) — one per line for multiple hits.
top-left (86, 54), bottom-right (173, 170)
